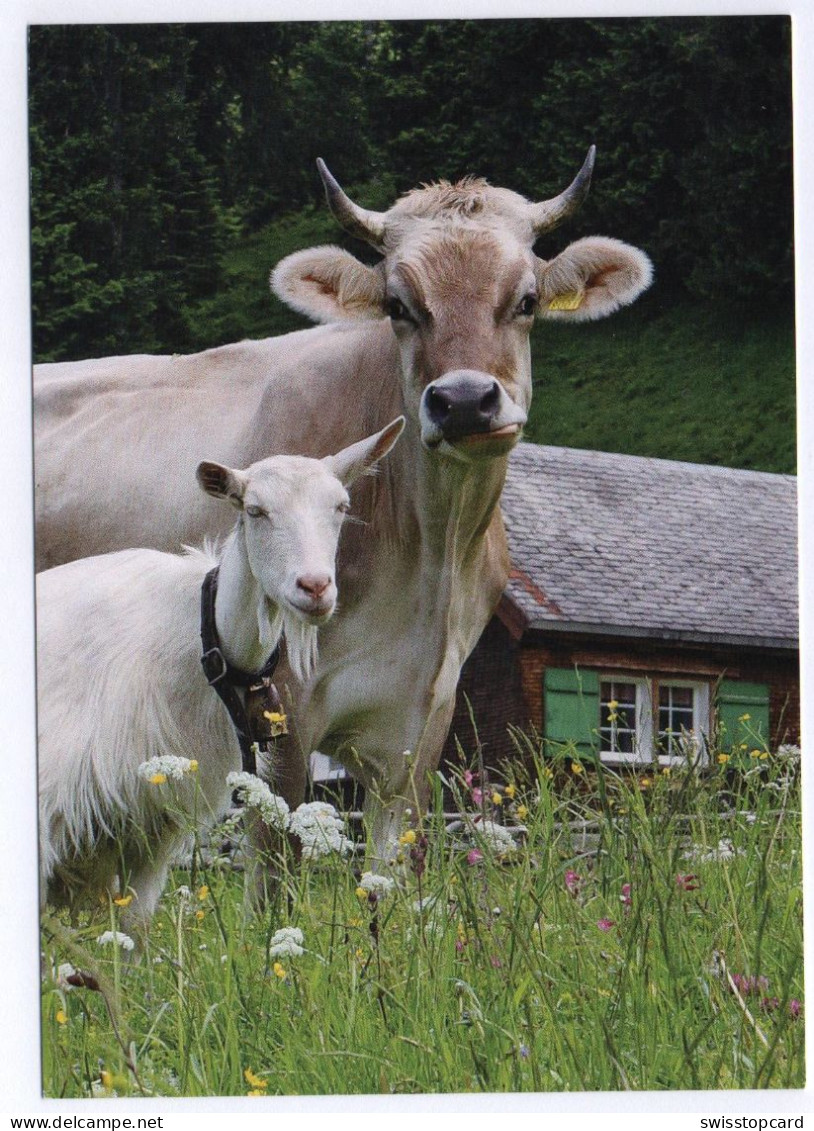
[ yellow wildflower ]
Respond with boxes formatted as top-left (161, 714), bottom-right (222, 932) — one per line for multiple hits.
top-left (661, 767), bottom-right (671, 776)
top-left (188, 760), bottom-right (199, 772)
top-left (56, 1009), bottom-right (67, 1026)
top-left (491, 791), bottom-right (503, 806)
top-left (739, 713), bottom-right (751, 722)
top-left (759, 751), bottom-right (769, 760)
top-left (272, 962), bottom-right (286, 979)
top-left (247, 1090), bottom-right (266, 1097)
top-left (542, 766), bottom-right (554, 781)
top-left (244, 1068), bottom-right (268, 1090)
top-left (504, 783), bottom-right (516, 799)
top-left (399, 829), bottom-right (416, 845)
top-left (196, 910), bottom-right (205, 921)
top-left (739, 743), bottom-right (748, 751)
top-left (516, 804), bottom-right (529, 821)
top-left (100, 1069), bottom-right (114, 1090)
top-left (355, 886), bottom-right (367, 900)
top-left (113, 894), bottom-right (133, 907)
top-left (149, 773), bottom-right (167, 785)
top-left (639, 777), bottom-right (652, 790)
top-left (571, 762), bottom-right (584, 776)
top-left (717, 753), bottom-right (730, 765)
top-left (197, 885), bottom-right (209, 901)
top-left (750, 749), bottom-right (762, 759)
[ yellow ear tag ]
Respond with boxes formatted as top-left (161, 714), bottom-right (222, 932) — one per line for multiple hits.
top-left (548, 291), bottom-right (584, 312)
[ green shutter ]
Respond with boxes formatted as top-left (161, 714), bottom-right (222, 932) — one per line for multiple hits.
top-left (544, 667), bottom-right (600, 760)
top-left (716, 679), bottom-right (770, 764)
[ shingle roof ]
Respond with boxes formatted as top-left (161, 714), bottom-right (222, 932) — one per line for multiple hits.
top-left (501, 443), bottom-right (798, 649)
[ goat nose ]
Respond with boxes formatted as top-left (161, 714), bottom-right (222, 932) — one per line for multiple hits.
top-left (296, 573), bottom-right (331, 600)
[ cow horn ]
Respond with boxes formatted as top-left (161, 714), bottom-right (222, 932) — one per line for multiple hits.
top-left (317, 158), bottom-right (387, 250)
top-left (528, 145), bottom-right (596, 236)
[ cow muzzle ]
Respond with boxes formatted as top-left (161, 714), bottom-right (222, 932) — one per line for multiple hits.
top-left (420, 370), bottom-right (527, 456)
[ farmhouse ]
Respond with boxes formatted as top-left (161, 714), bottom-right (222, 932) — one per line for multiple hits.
top-left (446, 442), bottom-right (799, 776)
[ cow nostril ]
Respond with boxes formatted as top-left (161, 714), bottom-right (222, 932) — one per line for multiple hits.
top-left (297, 574), bottom-right (331, 600)
top-left (479, 380), bottom-right (501, 418)
top-left (426, 385), bottom-right (451, 423)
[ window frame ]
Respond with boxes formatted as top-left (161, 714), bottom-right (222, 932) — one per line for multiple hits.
top-left (598, 674), bottom-right (710, 767)
top-left (598, 676), bottom-right (653, 765)
top-left (655, 678), bottom-right (710, 767)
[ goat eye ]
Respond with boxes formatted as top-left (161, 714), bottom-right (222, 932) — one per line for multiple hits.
top-left (245, 505), bottom-right (265, 519)
top-left (336, 502), bottom-right (350, 515)
top-left (515, 293), bottom-right (538, 319)
top-left (385, 296), bottom-right (414, 323)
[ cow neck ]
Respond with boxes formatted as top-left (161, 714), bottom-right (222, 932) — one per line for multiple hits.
top-left (394, 418), bottom-right (509, 570)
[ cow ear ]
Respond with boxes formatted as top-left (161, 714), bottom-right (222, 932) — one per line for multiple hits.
top-left (271, 246), bottom-right (386, 324)
top-left (325, 416), bottom-right (406, 486)
top-left (537, 236), bottom-right (653, 322)
top-left (196, 461), bottom-right (247, 508)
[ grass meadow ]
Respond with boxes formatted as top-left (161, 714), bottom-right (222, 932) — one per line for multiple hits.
top-left (40, 736), bottom-right (804, 1099)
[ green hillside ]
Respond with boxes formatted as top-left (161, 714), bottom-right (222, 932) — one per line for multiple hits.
top-left (526, 293), bottom-right (796, 474)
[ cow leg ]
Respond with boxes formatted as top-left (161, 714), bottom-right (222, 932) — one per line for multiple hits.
top-left (242, 740), bottom-right (308, 909)
top-left (363, 791), bottom-right (407, 870)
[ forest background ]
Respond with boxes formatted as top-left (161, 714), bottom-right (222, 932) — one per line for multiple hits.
top-left (28, 16), bottom-right (795, 472)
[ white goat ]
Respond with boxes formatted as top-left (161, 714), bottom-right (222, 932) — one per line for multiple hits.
top-left (37, 418), bottom-right (404, 932)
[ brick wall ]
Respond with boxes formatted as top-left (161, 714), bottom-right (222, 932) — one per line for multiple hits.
top-left (443, 614), bottom-right (800, 776)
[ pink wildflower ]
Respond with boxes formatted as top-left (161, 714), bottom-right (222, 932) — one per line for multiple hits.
top-left (597, 918), bottom-right (615, 932)
top-left (675, 873), bottom-right (700, 892)
top-left (761, 996), bottom-right (780, 1013)
top-left (620, 882), bottom-right (632, 908)
top-left (466, 848), bottom-right (483, 866)
top-left (564, 869), bottom-right (581, 896)
top-left (471, 787), bottom-right (484, 806)
top-left (789, 999), bottom-right (802, 1019)
top-left (464, 770), bottom-right (475, 788)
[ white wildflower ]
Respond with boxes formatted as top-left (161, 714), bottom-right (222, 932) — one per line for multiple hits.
top-left (412, 894), bottom-right (437, 914)
top-left (358, 872), bottom-right (395, 898)
top-left (683, 838), bottom-right (745, 863)
top-left (226, 771), bottom-right (290, 831)
top-left (289, 800), bottom-right (354, 858)
top-left (97, 930), bottom-right (136, 951)
top-left (138, 755), bottom-right (198, 781)
top-left (476, 819), bottom-right (517, 856)
top-left (269, 926), bottom-right (305, 959)
top-left (55, 962), bottom-right (77, 989)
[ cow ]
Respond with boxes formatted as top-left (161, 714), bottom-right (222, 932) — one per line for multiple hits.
top-left (34, 150), bottom-right (652, 860)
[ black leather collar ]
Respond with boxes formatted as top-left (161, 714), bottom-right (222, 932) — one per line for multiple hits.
top-left (200, 565), bottom-right (281, 774)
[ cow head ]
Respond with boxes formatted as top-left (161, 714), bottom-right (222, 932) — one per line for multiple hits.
top-left (271, 151), bottom-right (652, 462)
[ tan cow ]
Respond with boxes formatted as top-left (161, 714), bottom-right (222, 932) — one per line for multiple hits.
top-left (34, 151), bottom-right (652, 859)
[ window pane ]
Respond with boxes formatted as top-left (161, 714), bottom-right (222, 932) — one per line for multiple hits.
top-left (671, 687), bottom-right (693, 708)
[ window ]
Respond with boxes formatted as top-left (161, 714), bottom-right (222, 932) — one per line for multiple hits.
top-left (600, 678), bottom-right (652, 763)
top-left (598, 676), bottom-right (709, 766)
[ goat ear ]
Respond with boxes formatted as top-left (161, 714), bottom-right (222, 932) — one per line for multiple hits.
top-left (537, 236), bottom-right (653, 322)
top-left (325, 416), bottom-right (406, 486)
top-left (271, 246), bottom-right (386, 324)
top-left (196, 461), bottom-right (247, 508)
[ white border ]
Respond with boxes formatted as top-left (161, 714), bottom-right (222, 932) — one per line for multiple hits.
top-left (2, 0), bottom-right (811, 1121)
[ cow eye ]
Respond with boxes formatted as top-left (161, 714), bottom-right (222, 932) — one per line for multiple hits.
top-left (515, 293), bottom-right (538, 319)
top-left (385, 296), bottom-right (415, 324)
